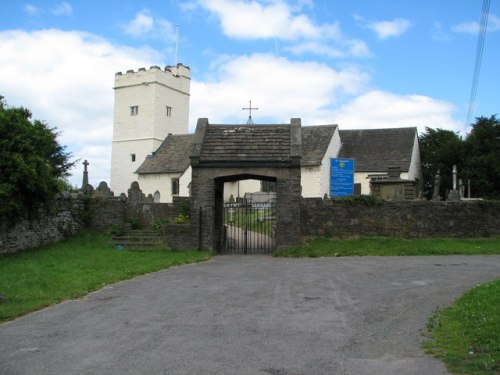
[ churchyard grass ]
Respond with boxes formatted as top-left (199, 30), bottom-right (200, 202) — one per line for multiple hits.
top-left (274, 237), bottom-right (500, 257)
top-left (0, 231), bottom-right (209, 323)
top-left (423, 279), bottom-right (500, 375)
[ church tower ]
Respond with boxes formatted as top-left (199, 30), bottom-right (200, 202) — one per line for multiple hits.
top-left (110, 64), bottom-right (190, 195)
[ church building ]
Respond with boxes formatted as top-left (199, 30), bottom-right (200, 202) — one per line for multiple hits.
top-left (110, 65), bottom-right (422, 202)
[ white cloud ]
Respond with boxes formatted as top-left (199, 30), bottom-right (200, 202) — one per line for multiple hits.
top-left (122, 9), bottom-right (175, 41)
top-left (356, 16), bottom-right (412, 39)
top-left (123, 10), bottom-right (155, 36)
top-left (23, 4), bottom-right (41, 16)
top-left (370, 18), bottom-right (412, 39)
top-left (190, 53), bottom-right (370, 126)
top-left (332, 91), bottom-right (461, 133)
top-left (286, 39), bottom-right (371, 58)
top-left (198, 0), bottom-right (322, 40)
top-left (451, 14), bottom-right (500, 34)
top-left (52, 2), bottom-right (73, 16)
top-left (0, 29), bottom-right (161, 187)
top-left (195, 0), bottom-right (371, 58)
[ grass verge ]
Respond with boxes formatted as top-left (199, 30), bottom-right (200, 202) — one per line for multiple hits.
top-left (274, 237), bottom-right (500, 257)
top-left (0, 231), bottom-right (210, 323)
top-left (423, 279), bottom-right (500, 375)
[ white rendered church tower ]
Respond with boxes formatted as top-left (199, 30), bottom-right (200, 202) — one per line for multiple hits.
top-left (110, 64), bottom-right (190, 195)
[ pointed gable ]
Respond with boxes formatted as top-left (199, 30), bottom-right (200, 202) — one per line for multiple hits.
top-left (301, 125), bottom-right (338, 166)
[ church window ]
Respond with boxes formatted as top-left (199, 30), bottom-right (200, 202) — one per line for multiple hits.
top-left (130, 106), bottom-right (139, 116)
top-left (131, 153), bottom-right (136, 162)
top-left (171, 178), bottom-right (179, 195)
top-left (166, 106), bottom-right (172, 117)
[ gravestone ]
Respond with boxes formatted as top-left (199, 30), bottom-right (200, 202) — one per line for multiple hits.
top-left (128, 181), bottom-right (146, 203)
top-left (95, 181), bottom-right (114, 198)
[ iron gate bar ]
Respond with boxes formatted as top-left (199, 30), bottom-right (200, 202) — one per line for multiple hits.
top-left (219, 198), bottom-right (276, 254)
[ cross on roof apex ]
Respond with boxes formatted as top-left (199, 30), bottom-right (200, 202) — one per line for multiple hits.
top-left (242, 100), bottom-right (258, 125)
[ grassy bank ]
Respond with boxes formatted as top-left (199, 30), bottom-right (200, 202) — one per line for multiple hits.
top-left (0, 232), bottom-right (209, 322)
top-left (274, 237), bottom-right (500, 257)
top-left (423, 279), bottom-right (500, 375)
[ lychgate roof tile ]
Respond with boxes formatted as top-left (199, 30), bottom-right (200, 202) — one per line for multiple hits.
top-left (199, 124), bottom-right (292, 162)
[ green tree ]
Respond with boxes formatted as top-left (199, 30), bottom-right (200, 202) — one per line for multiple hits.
top-left (0, 97), bottom-right (75, 220)
top-left (419, 127), bottom-right (464, 200)
top-left (463, 115), bottom-right (500, 199)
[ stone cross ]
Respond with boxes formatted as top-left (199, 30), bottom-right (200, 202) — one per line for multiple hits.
top-left (242, 100), bottom-right (258, 125)
top-left (82, 159), bottom-right (89, 188)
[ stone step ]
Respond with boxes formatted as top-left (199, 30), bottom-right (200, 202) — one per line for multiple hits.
top-left (112, 229), bottom-right (166, 250)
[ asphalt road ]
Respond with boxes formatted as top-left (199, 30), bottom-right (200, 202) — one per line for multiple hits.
top-left (1, 255), bottom-right (499, 375)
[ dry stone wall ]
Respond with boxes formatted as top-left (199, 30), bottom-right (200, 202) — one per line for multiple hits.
top-left (301, 198), bottom-right (500, 238)
top-left (0, 194), bottom-right (86, 254)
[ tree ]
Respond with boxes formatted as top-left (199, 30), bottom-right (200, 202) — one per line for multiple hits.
top-left (0, 97), bottom-right (75, 220)
top-left (418, 127), bottom-right (464, 200)
top-left (463, 116), bottom-right (500, 199)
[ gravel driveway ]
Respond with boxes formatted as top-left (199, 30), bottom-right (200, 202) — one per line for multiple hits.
top-left (1, 255), bottom-right (499, 375)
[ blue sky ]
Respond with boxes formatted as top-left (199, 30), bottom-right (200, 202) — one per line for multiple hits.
top-left (1, 0), bottom-right (499, 187)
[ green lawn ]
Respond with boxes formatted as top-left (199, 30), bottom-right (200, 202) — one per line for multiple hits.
top-left (274, 237), bottom-right (500, 257)
top-left (0, 231), bottom-right (209, 322)
top-left (423, 279), bottom-right (500, 375)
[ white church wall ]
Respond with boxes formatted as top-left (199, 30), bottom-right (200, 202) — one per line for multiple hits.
top-left (138, 166), bottom-right (191, 203)
top-left (223, 180), bottom-right (261, 201)
top-left (137, 173), bottom-right (171, 203)
top-left (301, 166), bottom-right (322, 197)
top-left (301, 127), bottom-right (341, 198)
top-left (319, 127), bottom-right (341, 197)
top-left (354, 172), bottom-right (372, 195)
top-left (179, 166), bottom-right (192, 197)
top-left (111, 138), bottom-right (163, 196)
top-left (407, 133), bottom-right (423, 182)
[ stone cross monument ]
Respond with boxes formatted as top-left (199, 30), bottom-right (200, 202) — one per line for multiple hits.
top-left (82, 159), bottom-right (89, 188)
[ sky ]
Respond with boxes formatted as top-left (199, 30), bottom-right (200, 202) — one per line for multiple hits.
top-left (1, 0), bottom-right (499, 188)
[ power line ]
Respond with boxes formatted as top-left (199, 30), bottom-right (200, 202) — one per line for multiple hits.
top-left (465, 0), bottom-right (490, 127)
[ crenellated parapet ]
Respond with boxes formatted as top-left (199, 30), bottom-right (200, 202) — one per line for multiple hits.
top-left (115, 63), bottom-right (190, 79)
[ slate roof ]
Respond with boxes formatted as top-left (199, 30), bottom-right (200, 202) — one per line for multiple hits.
top-left (301, 125), bottom-right (338, 166)
top-left (135, 134), bottom-right (193, 174)
top-left (199, 124), bottom-right (292, 163)
top-left (338, 127), bottom-right (417, 172)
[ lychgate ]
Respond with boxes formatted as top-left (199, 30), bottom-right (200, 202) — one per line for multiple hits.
top-left (189, 118), bottom-right (302, 254)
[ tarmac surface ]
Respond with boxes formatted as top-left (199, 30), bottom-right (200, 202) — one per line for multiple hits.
top-left (1, 255), bottom-right (499, 375)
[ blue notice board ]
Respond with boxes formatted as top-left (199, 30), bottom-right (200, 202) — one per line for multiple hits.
top-left (330, 158), bottom-right (354, 197)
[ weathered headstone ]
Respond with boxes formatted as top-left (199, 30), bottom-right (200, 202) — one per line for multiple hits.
top-left (95, 181), bottom-right (114, 198)
top-left (128, 181), bottom-right (145, 203)
top-left (82, 183), bottom-right (94, 195)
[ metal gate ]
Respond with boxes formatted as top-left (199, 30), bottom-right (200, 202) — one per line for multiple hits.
top-left (218, 198), bottom-right (276, 254)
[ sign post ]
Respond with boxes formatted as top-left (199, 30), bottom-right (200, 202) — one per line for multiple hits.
top-left (330, 158), bottom-right (354, 197)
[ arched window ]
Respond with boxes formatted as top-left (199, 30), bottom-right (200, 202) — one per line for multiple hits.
top-left (154, 190), bottom-right (160, 203)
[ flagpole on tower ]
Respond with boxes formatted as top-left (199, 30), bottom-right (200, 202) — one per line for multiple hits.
top-left (175, 24), bottom-right (179, 65)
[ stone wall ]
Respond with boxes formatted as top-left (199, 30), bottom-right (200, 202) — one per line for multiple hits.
top-left (0, 182), bottom-right (193, 254)
top-left (301, 198), bottom-right (500, 238)
top-left (0, 194), bottom-right (86, 254)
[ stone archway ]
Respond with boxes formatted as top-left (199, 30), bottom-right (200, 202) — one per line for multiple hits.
top-left (189, 118), bottom-right (302, 253)
top-left (213, 173), bottom-right (277, 254)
